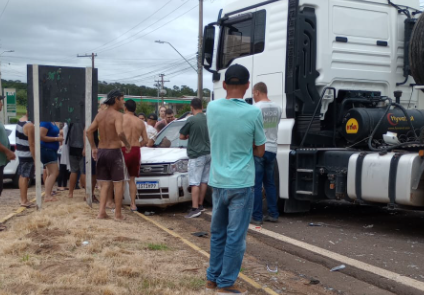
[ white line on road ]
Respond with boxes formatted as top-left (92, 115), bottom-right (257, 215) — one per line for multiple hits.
top-left (250, 224), bottom-right (424, 292)
top-left (206, 212), bottom-right (424, 293)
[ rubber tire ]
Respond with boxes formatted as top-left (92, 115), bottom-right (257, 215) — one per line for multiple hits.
top-left (11, 173), bottom-right (19, 189)
top-left (410, 13), bottom-right (424, 85)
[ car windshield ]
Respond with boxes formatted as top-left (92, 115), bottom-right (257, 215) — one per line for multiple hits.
top-left (154, 121), bottom-right (188, 148)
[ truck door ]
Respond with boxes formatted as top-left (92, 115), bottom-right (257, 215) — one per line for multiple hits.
top-left (213, 9), bottom-right (261, 99)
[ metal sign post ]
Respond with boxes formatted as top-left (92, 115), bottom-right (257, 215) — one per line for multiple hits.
top-left (85, 67), bottom-right (93, 208)
top-left (32, 65), bottom-right (42, 209)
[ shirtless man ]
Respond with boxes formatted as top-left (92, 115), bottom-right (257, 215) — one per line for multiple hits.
top-left (86, 89), bottom-right (131, 220)
top-left (122, 99), bottom-right (147, 211)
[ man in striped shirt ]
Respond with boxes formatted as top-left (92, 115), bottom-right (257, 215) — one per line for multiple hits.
top-left (16, 112), bottom-right (36, 208)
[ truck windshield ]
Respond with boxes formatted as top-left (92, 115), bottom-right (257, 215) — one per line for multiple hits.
top-left (154, 121), bottom-right (188, 148)
top-left (218, 10), bottom-right (266, 69)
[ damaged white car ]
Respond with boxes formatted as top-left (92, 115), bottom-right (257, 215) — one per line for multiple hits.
top-left (123, 119), bottom-right (192, 207)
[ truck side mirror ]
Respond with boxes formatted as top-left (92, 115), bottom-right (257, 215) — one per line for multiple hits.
top-left (202, 25), bottom-right (215, 68)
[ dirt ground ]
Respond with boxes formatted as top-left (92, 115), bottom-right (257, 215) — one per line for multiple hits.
top-left (0, 188), bottom-right (242, 295)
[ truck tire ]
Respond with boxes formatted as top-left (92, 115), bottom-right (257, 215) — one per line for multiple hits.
top-left (410, 13), bottom-right (424, 85)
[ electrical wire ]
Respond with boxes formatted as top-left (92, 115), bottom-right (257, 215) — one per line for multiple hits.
top-left (0, 0), bottom-right (11, 22)
top-left (108, 55), bottom-right (196, 82)
top-left (58, 0), bottom-right (188, 64)
top-left (87, 0), bottom-right (174, 52)
top-left (96, 4), bottom-right (198, 54)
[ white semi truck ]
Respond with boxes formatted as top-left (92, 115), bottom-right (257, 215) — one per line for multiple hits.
top-left (201, 0), bottom-right (424, 212)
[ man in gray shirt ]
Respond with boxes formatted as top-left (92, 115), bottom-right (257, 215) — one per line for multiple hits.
top-left (251, 82), bottom-right (282, 224)
top-left (67, 123), bottom-right (84, 199)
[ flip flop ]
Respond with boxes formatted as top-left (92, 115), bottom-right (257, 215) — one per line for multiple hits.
top-left (20, 203), bottom-right (36, 208)
top-left (0, 224), bottom-right (7, 232)
top-left (130, 207), bottom-right (138, 212)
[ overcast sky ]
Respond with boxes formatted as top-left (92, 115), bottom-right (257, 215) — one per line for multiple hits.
top-left (0, 0), bottom-right (223, 93)
top-left (0, 0), bottom-right (423, 94)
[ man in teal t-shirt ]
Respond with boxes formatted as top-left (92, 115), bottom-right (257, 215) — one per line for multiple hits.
top-left (205, 64), bottom-right (266, 294)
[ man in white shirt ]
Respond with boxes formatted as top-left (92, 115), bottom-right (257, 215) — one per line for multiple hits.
top-left (251, 82), bottom-right (282, 225)
top-left (146, 113), bottom-right (158, 147)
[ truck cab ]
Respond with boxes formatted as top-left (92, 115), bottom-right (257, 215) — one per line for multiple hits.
top-left (202, 0), bottom-right (424, 212)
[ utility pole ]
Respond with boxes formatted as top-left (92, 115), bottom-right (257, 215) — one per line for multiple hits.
top-left (198, 0), bottom-right (203, 100)
top-left (154, 74), bottom-right (169, 112)
top-left (77, 53), bottom-right (97, 68)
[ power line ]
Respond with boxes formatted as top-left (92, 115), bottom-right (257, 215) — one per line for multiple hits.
top-left (97, 3), bottom-right (198, 54)
top-left (0, 0), bottom-right (11, 22)
top-left (58, 0), bottom-right (186, 64)
top-left (88, 0), bottom-right (173, 52)
top-left (106, 54), bottom-right (197, 82)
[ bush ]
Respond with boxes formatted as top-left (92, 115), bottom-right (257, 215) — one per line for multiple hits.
top-left (9, 117), bottom-right (19, 124)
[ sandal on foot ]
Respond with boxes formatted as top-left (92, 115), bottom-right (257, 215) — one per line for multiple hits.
top-left (20, 203), bottom-right (36, 208)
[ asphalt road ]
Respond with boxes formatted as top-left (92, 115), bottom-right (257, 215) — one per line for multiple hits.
top-left (141, 200), bottom-right (424, 295)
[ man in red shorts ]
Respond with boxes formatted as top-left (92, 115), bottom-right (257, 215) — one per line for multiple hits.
top-left (86, 89), bottom-right (131, 220)
top-left (122, 99), bottom-right (147, 211)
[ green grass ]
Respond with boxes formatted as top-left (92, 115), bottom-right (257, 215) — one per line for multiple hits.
top-left (21, 254), bottom-right (30, 262)
top-left (147, 243), bottom-right (169, 251)
top-left (16, 104), bottom-right (26, 116)
top-left (7, 104), bottom-right (26, 124)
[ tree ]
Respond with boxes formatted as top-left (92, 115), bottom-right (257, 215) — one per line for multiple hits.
top-left (16, 89), bottom-right (27, 106)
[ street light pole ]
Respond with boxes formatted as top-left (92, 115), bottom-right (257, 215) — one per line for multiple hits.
top-left (155, 40), bottom-right (203, 98)
top-left (155, 40), bottom-right (198, 73)
top-left (0, 50), bottom-right (14, 124)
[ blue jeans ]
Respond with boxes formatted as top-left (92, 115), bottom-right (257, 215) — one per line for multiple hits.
top-left (252, 151), bottom-right (279, 221)
top-left (207, 187), bottom-right (254, 288)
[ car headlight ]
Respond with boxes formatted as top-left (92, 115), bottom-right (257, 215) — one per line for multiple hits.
top-left (170, 160), bottom-right (188, 173)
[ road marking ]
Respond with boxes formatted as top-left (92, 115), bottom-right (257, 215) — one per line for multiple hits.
top-left (131, 208), bottom-right (279, 295)
top-left (246, 221), bottom-right (424, 292)
top-left (0, 197), bottom-right (37, 224)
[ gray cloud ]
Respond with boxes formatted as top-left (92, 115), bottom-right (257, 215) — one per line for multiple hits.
top-left (0, 0), bottom-right (223, 93)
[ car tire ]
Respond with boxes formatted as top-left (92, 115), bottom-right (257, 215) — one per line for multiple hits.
top-left (12, 173), bottom-right (20, 189)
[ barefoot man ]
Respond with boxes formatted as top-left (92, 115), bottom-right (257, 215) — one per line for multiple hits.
top-left (122, 99), bottom-right (147, 211)
top-left (86, 89), bottom-right (131, 220)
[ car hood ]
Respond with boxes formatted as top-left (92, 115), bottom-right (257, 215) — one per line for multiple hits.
top-left (140, 147), bottom-right (188, 164)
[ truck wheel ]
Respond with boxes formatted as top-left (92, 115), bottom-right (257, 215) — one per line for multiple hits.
top-left (410, 13), bottom-right (424, 85)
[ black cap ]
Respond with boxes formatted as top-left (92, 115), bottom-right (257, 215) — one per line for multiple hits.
top-left (224, 64), bottom-right (250, 85)
top-left (147, 113), bottom-right (158, 120)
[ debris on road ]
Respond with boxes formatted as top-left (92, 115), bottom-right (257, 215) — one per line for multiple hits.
top-left (191, 231), bottom-right (208, 237)
top-left (144, 211), bottom-right (155, 216)
top-left (330, 264), bottom-right (346, 272)
top-left (266, 264), bottom-right (278, 273)
top-left (363, 224), bottom-right (374, 229)
top-left (309, 222), bottom-right (323, 226)
top-left (305, 278), bottom-right (320, 285)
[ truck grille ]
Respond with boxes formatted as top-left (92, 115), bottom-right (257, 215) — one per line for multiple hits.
top-left (139, 164), bottom-right (170, 176)
top-left (136, 188), bottom-right (169, 199)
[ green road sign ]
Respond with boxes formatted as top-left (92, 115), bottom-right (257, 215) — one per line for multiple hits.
top-left (4, 88), bottom-right (16, 116)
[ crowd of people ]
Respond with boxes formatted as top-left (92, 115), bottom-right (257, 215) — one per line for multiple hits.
top-left (0, 91), bottom-right (178, 216)
top-left (0, 64), bottom-right (281, 294)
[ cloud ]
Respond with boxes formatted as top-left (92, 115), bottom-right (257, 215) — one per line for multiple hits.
top-left (0, 0), bottom-right (223, 93)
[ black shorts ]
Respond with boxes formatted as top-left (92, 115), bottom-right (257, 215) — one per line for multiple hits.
top-left (96, 149), bottom-right (126, 182)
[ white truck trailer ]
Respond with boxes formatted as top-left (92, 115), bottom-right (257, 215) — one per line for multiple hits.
top-left (202, 0), bottom-right (424, 212)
